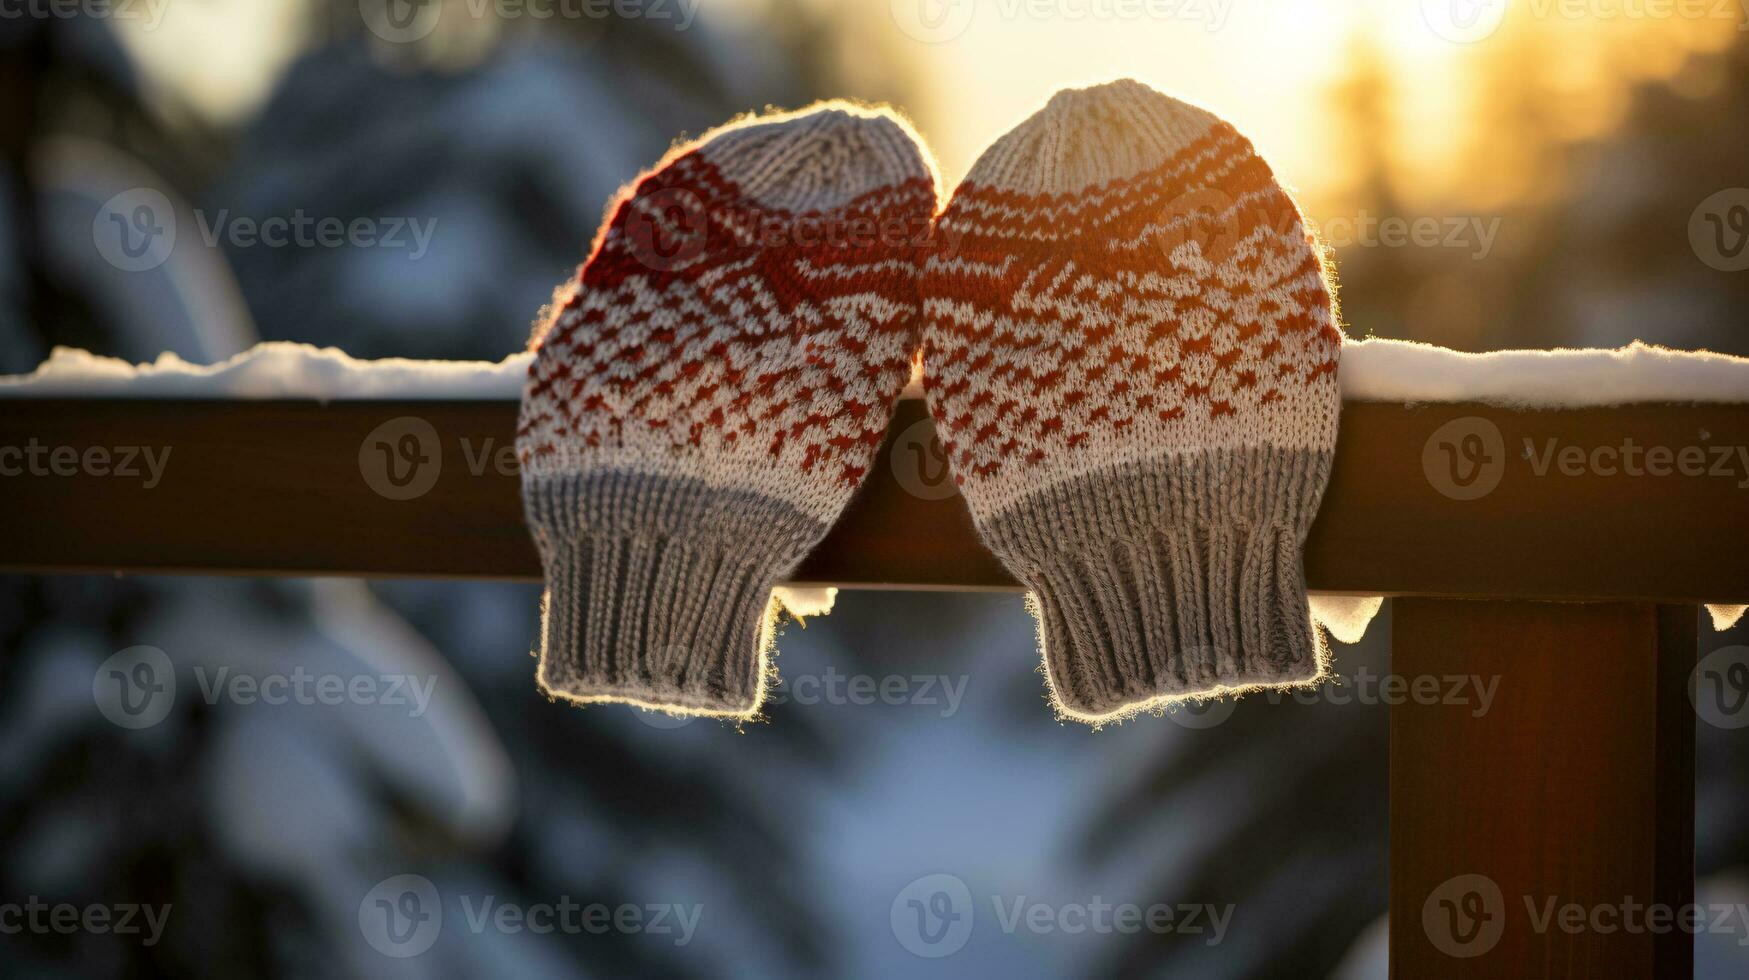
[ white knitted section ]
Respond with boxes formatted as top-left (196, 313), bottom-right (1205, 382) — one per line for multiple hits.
top-left (701, 103), bottom-right (936, 212)
top-left (967, 79), bottom-right (1221, 195)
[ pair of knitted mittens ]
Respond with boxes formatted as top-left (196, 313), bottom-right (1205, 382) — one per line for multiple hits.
top-left (516, 81), bottom-right (1343, 725)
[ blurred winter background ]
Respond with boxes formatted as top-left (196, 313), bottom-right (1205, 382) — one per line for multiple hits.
top-left (2, 0), bottom-right (1749, 976)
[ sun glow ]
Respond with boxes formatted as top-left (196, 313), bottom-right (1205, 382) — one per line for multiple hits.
top-left (882, 0), bottom-right (1740, 209)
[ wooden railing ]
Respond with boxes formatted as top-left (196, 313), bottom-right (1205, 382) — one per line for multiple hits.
top-left (4, 395), bottom-right (1747, 978)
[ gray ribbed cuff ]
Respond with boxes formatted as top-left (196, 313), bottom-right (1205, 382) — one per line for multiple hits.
top-left (981, 448), bottom-right (1333, 722)
top-left (523, 470), bottom-right (826, 716)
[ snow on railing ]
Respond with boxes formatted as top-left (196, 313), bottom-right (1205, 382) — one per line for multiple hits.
top-left (10, 336), bottom-right (1749, 405)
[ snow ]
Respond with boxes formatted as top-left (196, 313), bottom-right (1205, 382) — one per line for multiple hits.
top-left (9, 336), bottom-right (1749, 406)
top-left (773, 586), bottom-right (838, 620)
top-left (0, 342), bottom-right (531, 400)
top-left (1340, 337), bottom-right (1749, 407)
top-left (1308, 596), bottom-right (1385, 645)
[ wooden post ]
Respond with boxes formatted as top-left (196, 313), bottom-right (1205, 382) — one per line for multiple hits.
top-left (1389, 600), bottom-right (1697, 978)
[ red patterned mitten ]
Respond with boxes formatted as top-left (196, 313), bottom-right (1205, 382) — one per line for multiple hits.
top-left (518, 103), bottom-right (937, 717)
top-left (923, 80), bottom-right (1343, 724)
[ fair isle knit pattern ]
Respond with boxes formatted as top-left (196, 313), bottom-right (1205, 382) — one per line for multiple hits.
top-left (922, 80), bottom-right (1344, 725)
top-left (518, 102), bottom-right (938, 718)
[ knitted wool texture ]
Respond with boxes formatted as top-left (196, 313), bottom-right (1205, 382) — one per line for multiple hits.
top-left (517, 102), bottom-right (938, 718)
top-left (922, 80), bottom-right (1344, 724)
